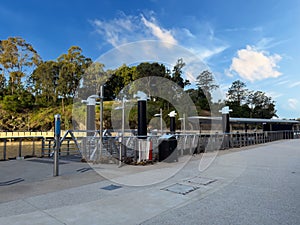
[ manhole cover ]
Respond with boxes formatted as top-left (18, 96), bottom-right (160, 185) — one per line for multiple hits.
top-left (101, 184), bottom-right (122, 191)
top-left (185, 177), bottom-right (217, 186)
top-left (162, 183), bottom-right (198, 195)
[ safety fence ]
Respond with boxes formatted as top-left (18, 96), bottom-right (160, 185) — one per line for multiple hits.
top-left (0, 130), bottom-right (299, 161)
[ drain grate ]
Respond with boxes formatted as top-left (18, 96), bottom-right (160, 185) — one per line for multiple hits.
top-left (0, 178), bottom-right (24, 186)
top-left (101, 184), bottom-right (122, 191)
top-left (76, 167), bottom-right (92, 173)
top-left (162, 183), bottom-right (199, 195)
top-left (184, 176), bottom-right (217, 186)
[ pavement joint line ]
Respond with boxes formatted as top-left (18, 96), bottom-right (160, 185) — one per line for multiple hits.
top-left (22, 198), bottom-right (67, 225)
top-left (0, 178), bottom-right (25, 186)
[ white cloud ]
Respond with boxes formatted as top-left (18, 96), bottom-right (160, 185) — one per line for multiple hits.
top-left (91, 12), bottom-right (227, 61)
top-left (228, 45), bottom-right (282, 82)
top-left (289, 81), bottom-right (300, 88)
top-left (265, 91), bottom-right (283, 100)
top-left (193, 46), bottom-right (228, 61)
top-left (288, 98), bottom-right (298, 110)
top-left (92, 13), bottom-right (140, 47)
top-left (91, 13), bottom-right (177, 48)
top-left (141, 15), bottom-right (177, 45)
top-left (275, 79), bottom-right (289, 86)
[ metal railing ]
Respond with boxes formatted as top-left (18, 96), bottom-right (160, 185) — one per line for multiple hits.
top-left (0, 130), bottom-right (299, 161)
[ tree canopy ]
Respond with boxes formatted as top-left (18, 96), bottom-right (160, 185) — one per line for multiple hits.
top-left (226, 80), bottom-right (277, 119)
top-left (0, 36), bottom-right (280, 131)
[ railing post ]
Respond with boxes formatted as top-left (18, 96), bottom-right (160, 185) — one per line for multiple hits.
top-left (48, 140), bottom-right (51, 157)
top-left (41, 138), bottom-right (45, 157)
top-left (18, 138), bottom-right (22, 158)
top-left (3, 139), bottom-right (7, 160)
top-left (67, 139), bottom-right (70, 156)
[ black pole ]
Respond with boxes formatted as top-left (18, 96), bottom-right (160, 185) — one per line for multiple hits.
top-left (138, 100), bottom-right (147, 139)
top-left (222, 113), bottom-right (230, 134)
top-left (170, 117), bottom-right (176, 134)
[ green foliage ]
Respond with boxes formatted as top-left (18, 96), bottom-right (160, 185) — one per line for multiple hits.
top-left (0, 36), bottom-right (281, 131)
top-left (2, 89), bottom-right (34, 112)
top-left (30, 60), bottom-right (59, 106)
top-left (81, 62), bottom-right (107, 97)
top-left (247, 91), bottom-right (277, 119)
top-left (196, 70), bottom-right (219, 102)
top-left (0, 37), bottom-right (41, 95)
top-left (171, 58), bottom-right (190, 88)
top-left (57, 46), bottom-right (92, 100)
top-left (226, 81), bottom-right (277, 119)
top-left (227, 80), bottom-right (248, 106)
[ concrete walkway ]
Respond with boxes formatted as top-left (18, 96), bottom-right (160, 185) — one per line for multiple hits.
top-left (0, 140), bottom-right (299, 225)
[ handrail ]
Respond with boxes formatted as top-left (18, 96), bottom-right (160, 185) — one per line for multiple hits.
top-left (0, 130), bottom-right (299, 161)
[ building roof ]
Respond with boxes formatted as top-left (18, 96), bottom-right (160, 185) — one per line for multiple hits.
top-left (188, 116), bottom-right (300, 124)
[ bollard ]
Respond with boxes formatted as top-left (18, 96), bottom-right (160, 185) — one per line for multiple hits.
top-left (53, 114), bottom-right (61, 177)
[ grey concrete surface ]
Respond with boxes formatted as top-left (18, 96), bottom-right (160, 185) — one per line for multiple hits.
top-left (0, 140), bottom-right (299, 225)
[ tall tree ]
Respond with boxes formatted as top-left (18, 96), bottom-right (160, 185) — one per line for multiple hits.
top-left (30, 61), bottom-right (59, 106)
top-left (227, 80), bottom-right (248, 106)
top-left (56, 46), bottom-right (92, 112)
top-left (81, 62), bottom-right (107, 97)
top-left (196, 70), bottom-right (219, 101)
top-left (0, 70), bottom-right (6, 98)
top-left (0, 37), bottom-right (41, 94)
top-left (171, 58), bottom-right (190, 88)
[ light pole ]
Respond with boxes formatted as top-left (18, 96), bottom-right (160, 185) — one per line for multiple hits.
top-left (98, 86), bottom-right (104, 163)
top-left (114, 97), bottom-right (126, 167)
top-left (154, 108), bottom-right (163, 135)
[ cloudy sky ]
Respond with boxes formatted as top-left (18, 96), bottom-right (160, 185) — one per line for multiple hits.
top-left (1, 0), bottom-right (300, 118)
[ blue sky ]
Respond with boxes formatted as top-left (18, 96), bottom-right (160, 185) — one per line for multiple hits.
top-left (1, 0), bottom-right (300, 118)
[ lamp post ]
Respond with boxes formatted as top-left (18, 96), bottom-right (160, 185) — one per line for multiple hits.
top-left (154, 108), bottom-right (163, 135)
top-left (114, 97), bottom-right (126, 167)
top-left (98, 86), bottom-right (104, 163)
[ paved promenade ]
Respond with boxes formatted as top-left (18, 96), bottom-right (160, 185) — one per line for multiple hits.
top-left (0, 140), bottom-right (299, 225)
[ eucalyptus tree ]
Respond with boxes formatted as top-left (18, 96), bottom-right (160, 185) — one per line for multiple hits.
top-left (0, 37), bottom-right (41, 95)
top-left (56, 46), bottom-right (92, 111)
